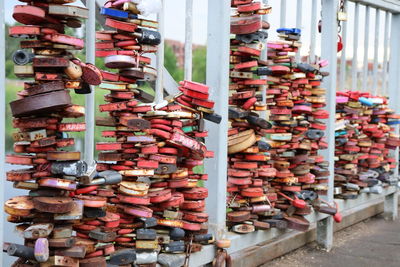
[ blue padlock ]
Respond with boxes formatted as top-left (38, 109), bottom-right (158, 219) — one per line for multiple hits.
top-left (335, 130), bottom-right (347, 137)
top-left (276, 27), bottom-right (301, 35)
top-left (100, 7), bottom-right (138, 19)
top-left (387, 120), bottom-right (400, 125)
top-left (358, 97), bottom-right (374, 106)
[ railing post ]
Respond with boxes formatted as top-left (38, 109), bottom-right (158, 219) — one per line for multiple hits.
top-left (260, 0), bottom-right (269, 119)
top-left (339, 0), bottom-right (348, 91)
top-left (386, 12), bottom-right (400, 221)
top-left (309, 0), bottom-right (318, 63)
top-left (84, 0), bottom-right (96, 165)
top-left (205, 0), bottom-right (230, 239)
top-left (318, 0), bottom-right (338, 251)
top-left (155, 0), bottom-right (165, 103)
top-left (352, 2), bottom-right (360, 90)
top-left (184, 0), bottom-right (193, 81)
top-left (280, 0), bottom-right (287, 27)
top-left (383, 11), bottom-right (390, 96)
top-left (372, 9), bottom-right (380, 94)
top-left (362, 5), bottom-right (370, 91)
top-left (296, 0), bottom-right (303, 62)
top-left (0, 0), bottom-right (5, 264)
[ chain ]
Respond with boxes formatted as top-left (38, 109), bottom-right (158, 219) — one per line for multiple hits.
top-left (183, 234), bottom-right (193, 267)
top-left (337, 0), bottom-right (346, 33)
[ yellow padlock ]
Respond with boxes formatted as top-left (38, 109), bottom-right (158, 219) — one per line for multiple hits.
top-left (64, 60), bottom-right (83, 80)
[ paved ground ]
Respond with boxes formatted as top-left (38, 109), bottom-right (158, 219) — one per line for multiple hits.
top-left (264, 213), bottom-right (400, 267)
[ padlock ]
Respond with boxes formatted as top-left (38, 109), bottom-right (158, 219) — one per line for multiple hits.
top-left (163, 241), bottom-right (185, 253)
top-left (133, 28), bottom-right (161, 45)
top-left (312, 199), bottom-right (337, 215)
top-left (23, 223), bottom-right (54, 239)
top-left (89, 170), bottom-right (122, 185)
top-left (12, 50), bottom-right (34, 65)
top-left (65, 60), bottom-right (83, 79)
top-left (337, 11), bottom-right (348, 21)
top-left (109, 249), bottom-right (137, 265)
top-left (137, 229), bottom-right (157, 240)
top-left (337, 34), bottom-right (343, 52)
top-left (7, 243), bottom-right (36, 260)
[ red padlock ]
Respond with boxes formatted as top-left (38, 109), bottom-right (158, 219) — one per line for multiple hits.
top-left (278, 192), bottom-right (307, 209)
top-left (337, 34), bottom-right (343, 52)
top-left (333, 202), bottom-right (342, 223)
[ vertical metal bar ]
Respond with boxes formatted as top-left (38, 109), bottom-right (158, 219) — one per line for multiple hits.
top-left (372, 9), bottom-right (380, 95)
top-left (383, 11), bottom-right (390, 96)
top-left (296, 0), bottom-right (303, 62)
top-left (84, 0), bottom-right (96, 165)
top-left (352, 3), bottom-right (360, 90)
top-left (0, 0), bottom-right (5, 263)
top-left (280, 0), bottom-right (287, 27)
top-left (260, 0), bottom-right (269, 119)
top-left (339, 0), bottom-right (348, 91)
top-left (309, 0), bottom-right (318, 63)
top-left (155, 0), bottom-right (165, 103)
top-left (205, 0), bottom-right (230, 238)
top-left (184, 0), bottom-right (193, 81)
top-left (318, 0), bottom-right (338, 251)
top-left (387, 13), bottom-right (400, 221)
top-left (362, 5), bottom-right (370, 91)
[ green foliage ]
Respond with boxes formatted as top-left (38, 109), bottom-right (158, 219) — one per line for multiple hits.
top-left (192, 47), bottom-right (207, 83)
top-left (164, 44), bottom-right (183, 81)
top-left (5, 24), bottom-right (20, 61)
top-left (6, 60), bottom-right (16, 79)
top-left (164, 43), bottom-right (206, 83)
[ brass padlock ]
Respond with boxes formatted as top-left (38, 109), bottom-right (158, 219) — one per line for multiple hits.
top-left (337, 11), bottom-right (348, 21)
top-left (64, 60), bottom-right (83, 80)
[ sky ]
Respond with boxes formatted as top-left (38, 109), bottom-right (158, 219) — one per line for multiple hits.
top-left (4, 0), bottom-right (390, 64)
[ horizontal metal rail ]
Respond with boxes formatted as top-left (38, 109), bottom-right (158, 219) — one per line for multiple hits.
top-left (350, 0), bottom-right (400, 13)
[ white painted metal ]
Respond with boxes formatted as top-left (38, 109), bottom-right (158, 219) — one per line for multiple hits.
top-left (0, 0), bottom-right (5, 263)
top-left (384, 192), bottom-right (398, 220)
top-left (155, 0), bottom-right (166, 103)
top-left (260, 0), bottom-right (269, 119)
top-left (339, 0), bottom-right (349, 91)
top-left (373, 9), bottom-right (380, 94)
top-left (84, 0), bottom-right (96, 165)
top-left (204, 0), bottom-right (230, 240)
top-left (383, 11), bottom-right (390, 96)
top-left (387, 13), bottom-right (400, 221)
top-left (184, 0), bottom-right (193, 81)
top-left (318, 0), bottom-right (338, 251)
top-left (296, 0), bottom-right (303, 62)
top-left (362, 5), bottom-right (370, 91)
top-left (309, 0), bottom-right (318, 63)
top-left (280, 0), bottom-right (287, 27)
top-left (352, 3), bottom-right (360, 90)
top-left (351, 0), bottom-right (400, 13)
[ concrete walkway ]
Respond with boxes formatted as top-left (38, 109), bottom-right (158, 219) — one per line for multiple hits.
top-left (264, 213), bottom-right (400, 267)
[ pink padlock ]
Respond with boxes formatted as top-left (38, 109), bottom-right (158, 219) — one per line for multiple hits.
top-left (318, 59), bottom-right (329, 68)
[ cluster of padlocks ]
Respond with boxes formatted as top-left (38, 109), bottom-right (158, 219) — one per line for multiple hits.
top-left (226, 0), bottom-right (275, 233)
top-left (335, 91), bottom-right (400, 199)
top-left (266, 28), bottom-right (337, 230)
top-left (5, 1), bottom-right (105, 266)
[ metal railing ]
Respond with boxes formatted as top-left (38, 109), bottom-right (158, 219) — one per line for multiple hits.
top-left (203, 0), bottom-right (400, 263)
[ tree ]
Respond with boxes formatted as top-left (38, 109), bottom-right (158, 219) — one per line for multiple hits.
top-left (164, 44), bottom-right (183, 81)
top-left (192, 47), bottom-right (206, 83)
